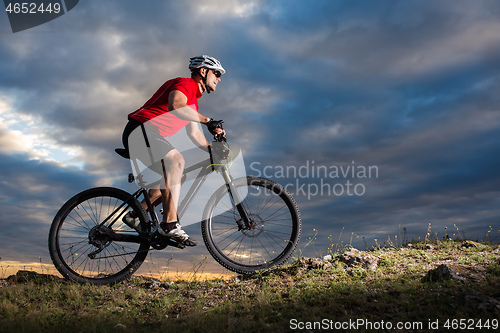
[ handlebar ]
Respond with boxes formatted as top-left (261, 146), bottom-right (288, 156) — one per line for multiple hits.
top-left (207, 119), bottom-right (226, 142)
top-left (210, 120), bottom-right (230, 161)
top-left (214, 133), bottom-right (227, 142)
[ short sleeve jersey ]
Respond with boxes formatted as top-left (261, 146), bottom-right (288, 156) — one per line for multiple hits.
top-left (128, 77), bottom-right (202, 137)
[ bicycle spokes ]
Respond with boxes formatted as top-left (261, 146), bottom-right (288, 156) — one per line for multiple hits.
top-left (49, 187), bottom-right (150, 284)
top-left (203, 177), bottom-right (301, 272)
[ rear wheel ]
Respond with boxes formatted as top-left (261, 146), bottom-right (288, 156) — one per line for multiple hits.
top-left (48, 187), bottom-right (150, 285)
top-left (202, 176), bottom-right (301, 274)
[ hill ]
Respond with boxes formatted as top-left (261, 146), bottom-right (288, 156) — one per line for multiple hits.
top-left (1, 239), bottom-right (499, 332)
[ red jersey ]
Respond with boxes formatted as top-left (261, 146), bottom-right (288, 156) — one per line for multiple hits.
top-left (128, 77), bottom-right (202, 137)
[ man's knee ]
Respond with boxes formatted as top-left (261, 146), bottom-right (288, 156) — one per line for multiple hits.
top-left (165, 150), bottom-right (185, 172)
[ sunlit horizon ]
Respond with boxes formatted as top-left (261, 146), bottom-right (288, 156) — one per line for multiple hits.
top-left (0, 258), bottom-right (237, 282)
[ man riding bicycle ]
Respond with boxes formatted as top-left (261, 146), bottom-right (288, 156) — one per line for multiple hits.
top-left (120, 55), bottom-right (226, 246)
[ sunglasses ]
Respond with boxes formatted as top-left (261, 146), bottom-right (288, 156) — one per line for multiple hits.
top-left (212, 70), bottom-right (222, 78)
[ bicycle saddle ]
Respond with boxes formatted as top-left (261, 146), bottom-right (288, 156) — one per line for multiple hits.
top-left (115, 148), bottom-right (130, 159)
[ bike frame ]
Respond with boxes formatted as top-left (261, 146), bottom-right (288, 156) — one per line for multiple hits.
top-left (100, 144), bottom-right (250, 244)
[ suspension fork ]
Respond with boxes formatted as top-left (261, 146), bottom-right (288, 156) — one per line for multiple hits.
top-left (220, 168), bottom-right (251, 229)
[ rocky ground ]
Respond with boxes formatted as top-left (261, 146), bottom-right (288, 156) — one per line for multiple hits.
top-left (1, 240), bottom-right (499, 332)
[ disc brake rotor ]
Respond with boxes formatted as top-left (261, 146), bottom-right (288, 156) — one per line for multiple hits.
top-left (241, 214), bottom-right (264, 237)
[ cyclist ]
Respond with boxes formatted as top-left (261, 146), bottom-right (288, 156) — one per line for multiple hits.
top-left (120, 55), bottom-right (226, 246)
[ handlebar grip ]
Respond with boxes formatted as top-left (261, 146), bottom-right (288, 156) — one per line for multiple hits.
top-left (207, 119), bottom-right (224, 134)
top-left (207, 119), bottom-right (226, 141)
top-left (214, 133), bottom-right (227, 142)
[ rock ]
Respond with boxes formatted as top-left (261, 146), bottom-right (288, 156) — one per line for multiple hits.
top-left (423, 264), bottom-right (467, 283)
top-left (282, 257), bottom-right (334, 275)
top-left (425, 244), bottom-right (435, 250)
top-left (138, 277), bottom-right (173, 290)
top-left (460, 240), bottom-right (482, 248)
top-left (300, 257), bottom-right (333, 270)
top-left (340, 248), bottom-right (379, 270)
top-left (143, 279), bottom-right (162, 289)
top-left (423, 263), bottom-right (488, 284)
top-left (6, 270), bottom-right (62, 284)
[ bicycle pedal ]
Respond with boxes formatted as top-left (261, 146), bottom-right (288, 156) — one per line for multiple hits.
top-left (160, 235), bottom-right (186, 249)
top-left (151, 231), bottom-right (186, 249)
top-left (167, 239), bottom-right (186, 249)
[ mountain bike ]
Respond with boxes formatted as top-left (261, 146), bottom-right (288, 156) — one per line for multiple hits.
top-left (48, 127), bottom-right (302, 285)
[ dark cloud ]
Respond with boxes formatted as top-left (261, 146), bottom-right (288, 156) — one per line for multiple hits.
top-left (0, 151), bottom-right (95, 261)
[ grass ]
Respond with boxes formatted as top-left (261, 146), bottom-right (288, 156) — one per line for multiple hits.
top-left (1, 238), bottom-right (499, 332)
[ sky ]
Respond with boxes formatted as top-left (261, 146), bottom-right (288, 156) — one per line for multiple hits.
top-left (1, 0), bottom-right (500, 278)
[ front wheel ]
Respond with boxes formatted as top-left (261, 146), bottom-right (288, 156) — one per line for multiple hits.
top-left (48, 187), bottom-right (150, 285)
top-left (202, 176), bottom-right (302, 274)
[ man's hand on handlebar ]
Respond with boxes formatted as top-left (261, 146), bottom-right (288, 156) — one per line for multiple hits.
top-left (206, 119), bottom-right (226, 140)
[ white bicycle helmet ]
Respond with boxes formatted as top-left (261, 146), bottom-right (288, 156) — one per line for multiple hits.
top-left (189, 55), bottom-right (226, 75)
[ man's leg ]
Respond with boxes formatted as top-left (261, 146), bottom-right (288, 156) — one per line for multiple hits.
top-left (123, 150), bottom-right (186, 232)
top-left (158, 149), bottom-right (196, 246)
top-left (161, 149), bottom-right (184, 222)
top-left (143, 189), bottom-right (162, 211)
top-left (141, 172), bottom-right (187, 213)
top-left (123, 188), bottom-right (162, 232)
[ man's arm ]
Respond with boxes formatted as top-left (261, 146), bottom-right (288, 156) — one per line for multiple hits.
top-left (168, 90), bottom-right (211, 124)
top-left (168, 90), bottom-right (226, 138)
top-left (186, 122), bottom-right (210, 152)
